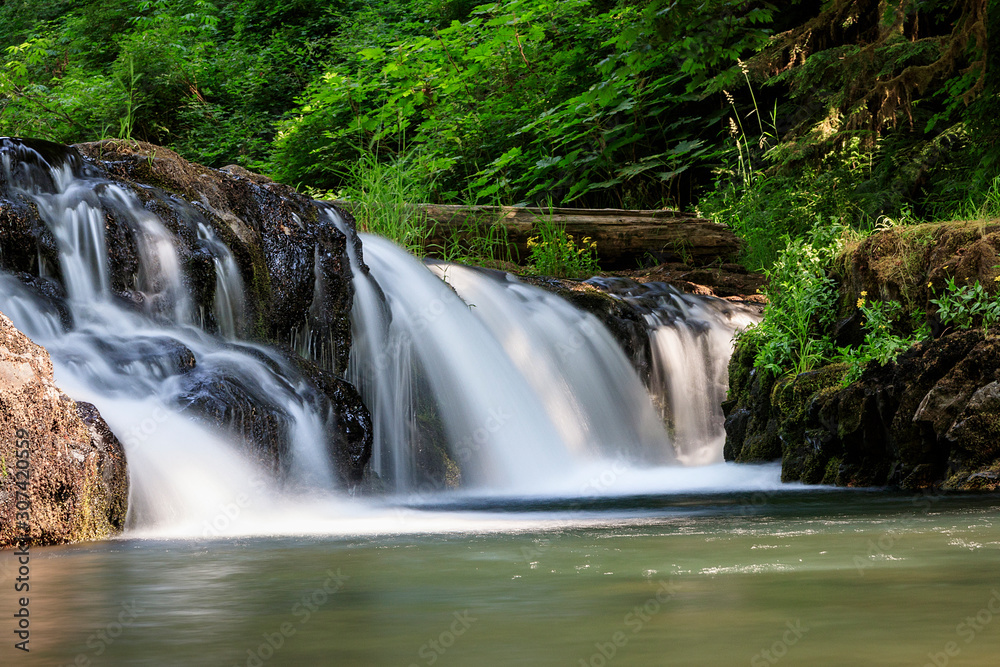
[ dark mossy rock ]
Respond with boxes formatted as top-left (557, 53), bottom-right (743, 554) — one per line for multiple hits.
top-left (834, 220), bottom-right (1000, 340)
top-left (725, 324), bottom-right (1000, 490)
top-left (723, 336), bottom-right (782, 463)
top-left (293, 356), bottom-right (374, 484)
top-left (73, 140), bottom-right (356, 373)
top-left (171, 364), bottom-right (292, 474)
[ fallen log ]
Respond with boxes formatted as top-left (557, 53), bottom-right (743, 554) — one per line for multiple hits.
top-left (333, 202), bottom-right (742, 269)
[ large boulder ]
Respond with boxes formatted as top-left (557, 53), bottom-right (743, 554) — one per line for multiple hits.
top-left (0, 312), bottom-right (128, 547)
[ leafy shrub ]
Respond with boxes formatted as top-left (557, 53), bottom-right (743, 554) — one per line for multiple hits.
top-left (742, 223), bottom-right (844, 377)
top-left (931, 277), bottom-right (1000, 335)
top-left (838, 297), bottom-right (928, 385)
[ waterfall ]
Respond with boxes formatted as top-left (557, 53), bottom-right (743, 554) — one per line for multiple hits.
top-left (0, 138), bottom-right (767, 539)
top-left (196, 221), bottom-right (245, 338)
top-left (346, 231), bottom-right (572, 490)
top-left (0, 141), bottom-right (338, 535)
top-left (426, 261), bottom-right (673, 465)
top-left (585, 277), bottom-right (761, 465)
top-left (334, 210), bottom-right (760, 492)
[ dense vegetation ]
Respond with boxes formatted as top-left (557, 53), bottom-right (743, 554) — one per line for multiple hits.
top-left (1, 0), bottom-right (995, 377)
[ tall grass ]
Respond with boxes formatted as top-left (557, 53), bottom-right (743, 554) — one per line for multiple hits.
top-left (339, 151), bottom-right (434, 256)
top-left (430, 213), bottom-right (514, 268)
top-left (953, 175), bottom-right (1000, 221)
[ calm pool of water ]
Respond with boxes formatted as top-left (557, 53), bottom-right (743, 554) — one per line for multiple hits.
top-left (5, 490), bottom-right (1000, 666)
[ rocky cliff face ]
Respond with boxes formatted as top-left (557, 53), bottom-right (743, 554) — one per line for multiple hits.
top-left (0, 312), bottom-right (128, 547)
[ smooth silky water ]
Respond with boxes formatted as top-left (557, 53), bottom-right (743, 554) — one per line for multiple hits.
top-left (4, 491), bottom-right (1000, 666)
top-left (2, 142), bottom-right (999, 665)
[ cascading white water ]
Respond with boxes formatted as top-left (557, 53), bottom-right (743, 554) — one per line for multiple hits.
top-left (106, 186), bottom-right (191, 323)
top-left (29, 163), bottom-right (111, 302)
top-left (647, 305), bottom-right (757, 464)
top-left (584, 277), bottom-right (761, 465)
top-left (0, 141), bottom-right (778, 540)
top-left (352, 232), bottom-right (572, 490)
top-left (428, 262), bottom-right (673, 465)
top-left (344, 231), bottom-right (760, 490)
top-left (0, 148), bottom-right (338, 534)
top-left (331, 214), bottom-right (418, 489)
top-left (196, 222), bottom-right (245, 338)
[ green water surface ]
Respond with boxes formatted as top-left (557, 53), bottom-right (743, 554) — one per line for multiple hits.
top-left (4, 490), bottom-right (1000, 666)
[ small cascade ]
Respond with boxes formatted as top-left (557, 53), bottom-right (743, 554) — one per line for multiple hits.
top-left (329, 212), bottom-right (418, 490)
top-left (0, 140), bottom-right (342, 533)
top-left (428, 262), bottom-right (674, 465)
top-left (351, 232), bottom-right (572, 489)
top-left (108, 185), bottom-right (192, 324)
top-left (585, 277), bottom-right (761, 464)
top-left (196, 222), bottom-right (245, 338)
top-left (333, 224), bottom-right (759, 491)
top-left (27, 163), bottom-right (111, 302)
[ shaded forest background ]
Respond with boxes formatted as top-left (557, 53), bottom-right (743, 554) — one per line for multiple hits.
top-left (0, 0), bottom-right (995, 268)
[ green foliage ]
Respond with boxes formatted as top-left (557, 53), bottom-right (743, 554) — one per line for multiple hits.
top-left (337, 150), bottom-right (435, 256)
top-left (837, 297), bottom-right (927, 385)
top-left (701, 143), bottom-right (875, 271)
top-left (431, 216), bottom-right (514, 268)
top-left (0, 0), bottom-right (989, 258)
top-left (525, 210), bottom-right (600, 279)
top-left (741, 223), bottom-right (844, 377)
top-left (931, 277), bottom-right (1000, 336)
top-left (953, 176), bottom-right (1000, 222)
top-left (271, 0), bottom-right (776, 207)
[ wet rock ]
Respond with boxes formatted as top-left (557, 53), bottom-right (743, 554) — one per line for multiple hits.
top-left (0, 190), bottom-right (61, 283)
top-left (724, 327), bottom-right (1000, 490)
top-left (171, 363), bottom-right (292, 474)
top-left (167, 344), bottom-right (373, 484)
top-left (621, 261), bottom-right (767, 300)
top-left (73, 140), bottom-right (355, 373)
top-left (1, 138), bottom-right (373, 503)
top-left (0, 311), bottom-right (128, 547)
top-left (294, 357), bottom-right (373, 484)
top-left (92, 335), bottom-right (197, 378)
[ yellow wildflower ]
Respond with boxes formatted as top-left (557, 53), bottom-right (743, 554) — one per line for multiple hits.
top-left (856, 297), bottom-right (865, 309)
top-left (860, 290), bottom-right (867, 297)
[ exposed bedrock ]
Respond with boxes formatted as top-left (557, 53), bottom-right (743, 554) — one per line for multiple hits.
top-left (725, 222), bottom-right (1000, 491)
